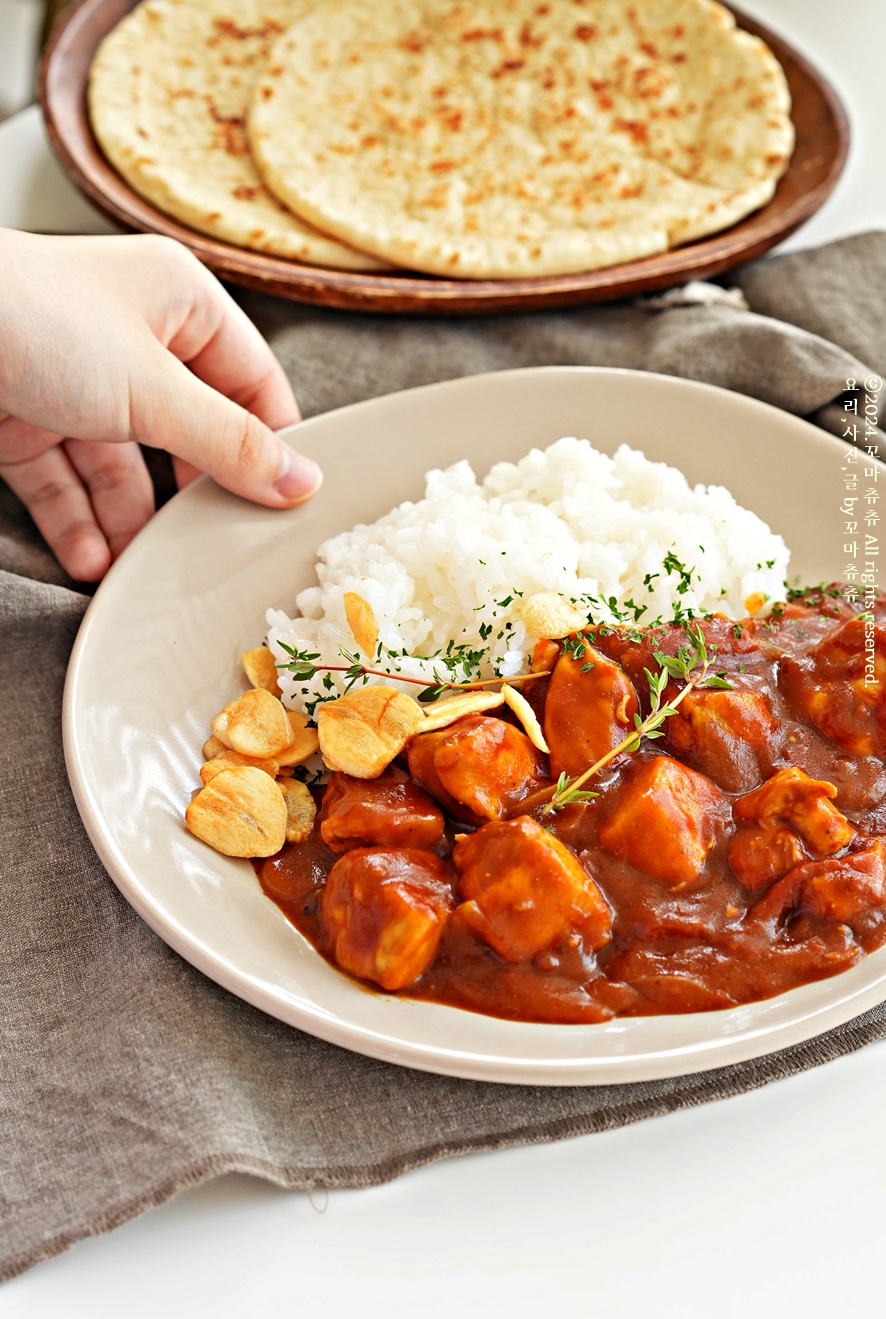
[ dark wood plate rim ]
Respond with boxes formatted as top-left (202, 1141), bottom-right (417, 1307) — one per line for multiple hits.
top-left (39, 0), bottom-right (850, 314)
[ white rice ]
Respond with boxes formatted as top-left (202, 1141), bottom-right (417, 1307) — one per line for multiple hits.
top-left (267, 438), bottom-right (789, 714)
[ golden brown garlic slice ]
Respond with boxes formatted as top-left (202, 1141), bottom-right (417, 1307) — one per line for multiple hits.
top-left (186, 766), bottom-right (287, 857)
top-left (343, 591), bottom-right (380, 655)
top-left (418, 689), bottom-right (504, 733)
top-left (200, 750), bottom-right (280, 784)
top-left (318, 685), bottom-right (424, 778)
top-left (501, 683), bottom-right (549, 753)
top-left (279, 779), bottom-right (317, 843)
top-left (241, 645), bottom-right (282, 697)
top-left (521, 592), bottom-right (588, 639)
top-left (212, 688), bottom-right (292, 758)
top-left (202, 734), bottom-right (226, 761)
top-left (277, 709), bottom-right (321, 767)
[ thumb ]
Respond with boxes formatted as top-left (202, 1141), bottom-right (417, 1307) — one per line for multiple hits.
top-left (131, 346), bottom-right (321, 507)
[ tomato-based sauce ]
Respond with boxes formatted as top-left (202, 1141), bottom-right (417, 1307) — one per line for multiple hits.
top-left (258, 586), bottom-right (886, 1023)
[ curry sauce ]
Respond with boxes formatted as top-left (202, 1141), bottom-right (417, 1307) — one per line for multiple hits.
top-left (259, 586), bottom-right (886, 1023)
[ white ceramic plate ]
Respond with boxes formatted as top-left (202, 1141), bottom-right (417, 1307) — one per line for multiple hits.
top-left (64, 366), bottom-right (879, 1085)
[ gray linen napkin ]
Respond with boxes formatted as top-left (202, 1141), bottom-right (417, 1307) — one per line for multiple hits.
top-left (2, 232), bottom-right (885, 1284)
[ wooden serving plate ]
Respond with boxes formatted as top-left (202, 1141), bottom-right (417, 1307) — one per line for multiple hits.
top-left (39, 0), bottom-right (849, 315)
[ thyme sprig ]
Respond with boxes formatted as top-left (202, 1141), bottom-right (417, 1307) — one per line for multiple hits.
top-left (275, 639), bottom-right (548, 717)
top-left (544, 622), bottom-right (732, 812)
top-left (549, 772), bottom-right (598, 809)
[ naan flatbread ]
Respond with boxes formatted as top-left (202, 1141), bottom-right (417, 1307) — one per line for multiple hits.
top-left (249, 0), bottom-right (793, 278)
top-left (89, 0), bottom-right (387, 269)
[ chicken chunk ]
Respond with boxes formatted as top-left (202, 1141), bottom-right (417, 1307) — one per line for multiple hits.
top-left (728, 767), bottom-right (854, 893)
top-left (543, 640), bottom-right (639, 780)
top-left (453, 815), bottom-right (611, 963)
top-left (759, 583), bottom-right (856, 624)
top-left (733, 766), bottom-right (853, 849)
top-left (319, 768), bottom-right (444, 855)
top-left (665, 685), bottom-right (782, 793)
top-left (320, 849), bottom-right (453, 991)
top-left (595, 617), bottom-right (759, 691)
top-left (407, 714), bottom-right (547, 824)
top-left (781, 618), bottom-right (886, 756)
top-left (753, 840), bottom-right (886, 930)
top-left (597, 755), bottom-right (728, 887)
top-left (726, 827), bottom-right (807, 894)
top-left (531, 638), bottom-right (561, 674)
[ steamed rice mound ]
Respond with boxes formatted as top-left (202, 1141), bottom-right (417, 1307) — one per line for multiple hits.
top-left (267, 438), bottom-right (789, 714)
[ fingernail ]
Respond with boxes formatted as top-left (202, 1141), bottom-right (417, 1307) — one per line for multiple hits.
top-left (275, 447), bottom-right (323, 502)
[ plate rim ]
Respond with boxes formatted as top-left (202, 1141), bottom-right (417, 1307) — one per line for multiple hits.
top-left (39, 0), bottom-right (850, 314)
top-left (62, 365), bottom-right (884, 1085)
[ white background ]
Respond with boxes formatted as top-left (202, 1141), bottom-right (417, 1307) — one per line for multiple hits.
top-left (1, 0), bottom-right (885, 1313)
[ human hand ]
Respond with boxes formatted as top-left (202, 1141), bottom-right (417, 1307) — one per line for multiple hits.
top-left (0, 229), bottom-right (320, 581)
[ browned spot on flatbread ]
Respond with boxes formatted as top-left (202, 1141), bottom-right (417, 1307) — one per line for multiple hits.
top-left (492, 58), bottom-right (526, 77)
top-left (520, 21), bottom-right (545, 47)
top-left (614, 117), bottom-right (650, 147)
top-left (213, 16), bottom-right (285, 41)
top-left (400, 31), bottom-right (426, 52)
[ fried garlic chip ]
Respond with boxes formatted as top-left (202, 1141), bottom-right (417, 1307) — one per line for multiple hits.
top-left (186, 766), bottom-right (287, 857)
top-left (277, 708), bottom-right (321, 767)
top-left (280, 779), bottom-right (317, 843)
top-left (200, 750), bottom-right (280, 785)
top-left (242, 645), bottom-right (282, 698)
top-left (418, 689), bottom-right (504, 733)
top-left (343, 591), bottom-right (379, 655)
top-left (521, 593), bottom-right (588, 639)
top-left (203, 735), bottom-right (226, 761)
top-left (212, 687), bottom-right (292, 758)
top-left (318, 685), bottom-right (424, 778)
top-left (501, 683), bottom-right (550, 754)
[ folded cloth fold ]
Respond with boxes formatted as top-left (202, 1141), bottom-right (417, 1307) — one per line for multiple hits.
top-left (239, 229), bottom-right (885, 454)
top-left (1, 232), bottom-right (885, 1283)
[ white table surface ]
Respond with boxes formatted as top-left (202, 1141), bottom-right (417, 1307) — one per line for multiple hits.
top-left (3, 1), bottom-right (885, 1313)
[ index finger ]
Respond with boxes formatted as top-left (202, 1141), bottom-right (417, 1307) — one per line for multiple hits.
top-left (165, 265), bottom-right (300, 432)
